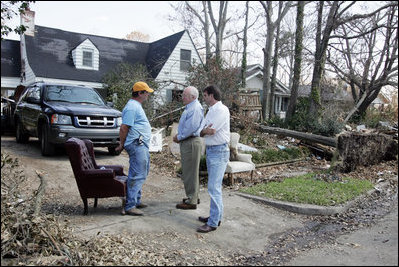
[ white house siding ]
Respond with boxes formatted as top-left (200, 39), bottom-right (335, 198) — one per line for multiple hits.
top-left (1, 77), bottom-right (21, 96)
top-left (72, 39), bottom-right (99, 70)
top-left (154, 31), bottom-right (202, 107)
top-left (20, 35), bottom-right (36, 86)
top-left (246, 77), bottom-right (263, 91)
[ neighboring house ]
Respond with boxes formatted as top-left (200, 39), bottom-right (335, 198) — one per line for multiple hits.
top-left (370, 91), bottom-right (392, 110)
top-left (1, 9), bottom-right (202, 108)
top-left (1, 39), bottom-right (21, 97)
top-left (298, 83), bottom-right (353, 109)
top-left (237, 64), bottom-right (291, 119)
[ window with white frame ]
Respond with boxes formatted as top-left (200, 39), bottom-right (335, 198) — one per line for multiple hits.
top-left (82, 49), bottom-right (94, 67)
top-left (180, 49), bottom-right (191, 71)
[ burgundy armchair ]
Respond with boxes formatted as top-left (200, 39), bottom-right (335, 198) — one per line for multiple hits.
top-left (65, 137), bottom-right (126, 215)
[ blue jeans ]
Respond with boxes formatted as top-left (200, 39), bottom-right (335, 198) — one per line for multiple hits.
top-left (124, 141), bottom-right (150, 211)
top-left (206, 143), bottom-right (229, 227)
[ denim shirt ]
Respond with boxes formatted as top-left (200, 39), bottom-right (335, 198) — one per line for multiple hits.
top-left (177, 99), bottom-right (204, 141)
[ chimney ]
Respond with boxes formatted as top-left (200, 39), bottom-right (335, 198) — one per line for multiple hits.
top-left (20, 8), bottom-right (35, 36)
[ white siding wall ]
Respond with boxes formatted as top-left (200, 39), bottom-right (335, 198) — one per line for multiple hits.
top-left (72, 39), bottom-right (99, 70)
top-left (246, 77), bottom-right (263, 91)
top-left (20, 35), bottom-right (36, 85)
top-left (154, 31), bottom-right (202, 106)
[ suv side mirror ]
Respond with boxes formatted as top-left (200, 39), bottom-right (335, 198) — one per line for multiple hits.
top-left (26, 96), bottom-right (41, 104)
top-left (106, 101), bottom-right (114, 107)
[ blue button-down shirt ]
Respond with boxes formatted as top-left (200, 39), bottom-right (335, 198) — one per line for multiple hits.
top-left (177, 99), bottom-right (204, 141)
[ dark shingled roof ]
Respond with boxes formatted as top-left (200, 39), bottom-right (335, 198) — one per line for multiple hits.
top-left (146, 30), bottom-right (185, 78)
top-left (24, 26), bottom-right (185, 82)
top-left (1, 39), bottom-right (21, 78)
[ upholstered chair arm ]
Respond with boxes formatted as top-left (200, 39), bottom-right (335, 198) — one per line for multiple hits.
top-left (236, 153), bottom-right (255, 164)
top-left (97, 165), bottom-right (124, 175)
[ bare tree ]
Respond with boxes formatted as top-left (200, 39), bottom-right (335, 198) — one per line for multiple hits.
top-left (259, 1), bottom-right (293, 120)
top-left (240, 1), bottom-right (249, 88)
top-left (183, 1), bottom-right (212, 64)
top-left (286, 1), bottom-right (305, 122)
top-left (125, 31), bottom-right (150, 42)
top-left (207, 1), bottom-right (229, 64)
top-left (171, 1), bottom-right (230, 66)
top-left (269, 2), bottom-right (284, 118)
top-left (327, 4), bottom-right (398, 123)
top-left (307, 1), bottom-right (397, 121)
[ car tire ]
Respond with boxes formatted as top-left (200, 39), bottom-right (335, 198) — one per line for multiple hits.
top-left (41, 124), bottom-right (55, 156)
top-left (16, 120), bottom-right (29, 143)
top-left (108, 146), bottom-right (121, 156)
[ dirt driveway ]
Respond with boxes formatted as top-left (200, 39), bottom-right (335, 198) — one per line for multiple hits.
top-left (1, 134), bottom-right (398, 265)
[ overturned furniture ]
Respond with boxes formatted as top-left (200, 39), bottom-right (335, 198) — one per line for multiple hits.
top-left (65, 137), bottom-right (127, 215)
top-left (225, 132), bottom-right (256, 185)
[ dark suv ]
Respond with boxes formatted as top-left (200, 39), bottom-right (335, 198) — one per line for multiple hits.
top-left (14, 82), bottom-right (122, 156)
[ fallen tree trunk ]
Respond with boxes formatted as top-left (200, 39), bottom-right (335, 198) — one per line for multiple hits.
top-left (255, 158), bottom-right (306, 168)
top-left (299, 141), bottom-right (335, 160)
top-left (258, 125), bottom-right (337, 147)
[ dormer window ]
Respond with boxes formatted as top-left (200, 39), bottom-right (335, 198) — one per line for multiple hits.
top-left (72, 39), bottom-right (99, 70)
top-left (82, 49), bottom-right (94, 67)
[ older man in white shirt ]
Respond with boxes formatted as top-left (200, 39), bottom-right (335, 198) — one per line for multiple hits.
top-left (197, 85), bottom-right (230, 233)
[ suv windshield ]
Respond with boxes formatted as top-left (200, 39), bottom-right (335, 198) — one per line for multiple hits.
top-left (44, 85), bottom-right (105, 105)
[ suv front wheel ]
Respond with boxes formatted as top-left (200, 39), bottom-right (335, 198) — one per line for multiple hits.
top-left (40, 124), bottom-right (55, 156)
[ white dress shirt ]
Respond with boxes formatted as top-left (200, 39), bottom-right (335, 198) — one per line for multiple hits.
top-left (203, 101), bottom-right (230, 146)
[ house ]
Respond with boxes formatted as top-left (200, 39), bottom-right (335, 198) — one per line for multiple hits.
top-left (1, 39), bottom-right (21, 97)
top-left (370, 91), bottom-right (392, 111)
top-left (1, 9), bottom-right (203, 107)
top-left (237, 64), bottom-right (291, 119)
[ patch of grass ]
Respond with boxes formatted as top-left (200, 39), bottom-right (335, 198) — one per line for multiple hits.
top-left (250, 147), bottom-right (309, 164)
top-left (240, 173), bottom-right (374, 206)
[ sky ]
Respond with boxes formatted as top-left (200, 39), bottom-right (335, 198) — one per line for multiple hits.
top-left (5, 1), bottom-right (182, 42)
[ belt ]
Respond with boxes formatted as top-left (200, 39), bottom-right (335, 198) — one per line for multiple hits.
top-left (206, 142), bottom-right (228, 147)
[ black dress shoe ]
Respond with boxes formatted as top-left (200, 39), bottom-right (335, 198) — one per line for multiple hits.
top-left (176, 203), bottom-right (197, 209)
top-left (198, 216), bottom-right (221, 226)
top-left (183, 198), bottom-right (200, 204)
top-left (197, 224), bottom-right (217, 233)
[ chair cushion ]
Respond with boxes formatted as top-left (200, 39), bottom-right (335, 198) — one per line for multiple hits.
top-left (225, 161), bottom-right (255, 173)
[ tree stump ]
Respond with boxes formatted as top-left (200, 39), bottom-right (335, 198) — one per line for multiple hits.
top-left (337, 132), bottom-right (398, 172)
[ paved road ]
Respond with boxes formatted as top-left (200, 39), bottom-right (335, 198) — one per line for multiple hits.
top-left (287, 200), bottom-right (398, 266)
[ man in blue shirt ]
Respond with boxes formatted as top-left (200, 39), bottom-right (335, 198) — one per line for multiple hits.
top-left (116, 81), bottom-right (153, 216)
top-left (173, 86), bottom-right (204, 209)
